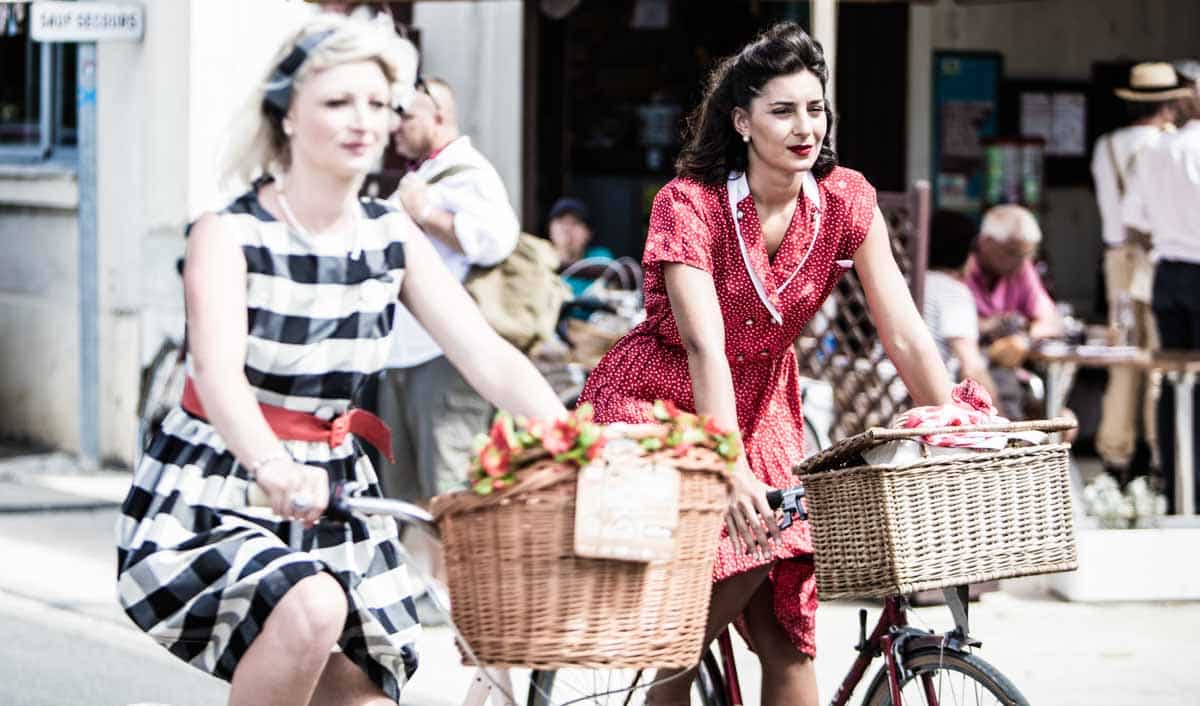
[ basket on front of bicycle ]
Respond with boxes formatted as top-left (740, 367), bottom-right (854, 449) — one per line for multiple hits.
top-left (795, 419), bottom-right (1079, 600)
top-left (430, 445), bottom-right (730, 670)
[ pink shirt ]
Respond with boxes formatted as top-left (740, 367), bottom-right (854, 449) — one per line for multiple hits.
top-left (964, 255), bottom-right (1055, 321)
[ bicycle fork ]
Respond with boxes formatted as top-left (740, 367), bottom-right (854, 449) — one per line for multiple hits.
top-left (717, 630), bottom-right (744, 706)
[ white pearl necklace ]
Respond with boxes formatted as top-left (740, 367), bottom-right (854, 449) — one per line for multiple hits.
top-left (274, 183), bottom-right (364, 260)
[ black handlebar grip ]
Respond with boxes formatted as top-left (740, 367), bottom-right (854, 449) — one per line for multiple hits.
top-left (766, 489), bottom-right (783, 509)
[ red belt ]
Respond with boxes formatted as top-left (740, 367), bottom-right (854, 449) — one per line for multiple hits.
top-left (181, 378), bottom-right (395, 462)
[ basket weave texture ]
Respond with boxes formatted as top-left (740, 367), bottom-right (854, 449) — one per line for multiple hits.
top-left (430, 447), bottom-right (730, 669)
top-left (797, 423), bottom-right (1078, 600)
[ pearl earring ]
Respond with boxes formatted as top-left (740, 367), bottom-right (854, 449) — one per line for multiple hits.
top-left (742, 133), bottom-right (750, 143)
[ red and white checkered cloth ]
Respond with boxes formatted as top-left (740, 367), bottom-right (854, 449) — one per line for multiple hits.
top-left (891, 379), bottom-right (1010, 450)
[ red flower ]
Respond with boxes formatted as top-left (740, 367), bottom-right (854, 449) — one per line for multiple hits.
top-left (489, 413), bottom-right (518, 452)
top-left (585, 435), bottom-right (607, 461)
top-left (479, 443), bottom-right (510, 478)
top-left (702, 416), bottom-right (725, 436)
top-left (543, 419), bottom-right (579, 455)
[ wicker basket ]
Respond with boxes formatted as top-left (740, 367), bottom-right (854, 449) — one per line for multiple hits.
top-left (795, 420), bottom-right (1079, 600)
top-left (430, 447), bottom-right (730, 669)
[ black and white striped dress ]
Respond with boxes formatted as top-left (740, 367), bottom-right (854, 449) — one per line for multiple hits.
top-left (116, 187), bottom-right (420, 701)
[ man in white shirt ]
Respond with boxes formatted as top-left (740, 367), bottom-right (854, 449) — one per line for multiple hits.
top-left (378, 77), bottom-right (520, 503)
top-left (1123, 61), bottom-right (1200, 511)
top-left (1091, 62), bottom-right (1186, 478)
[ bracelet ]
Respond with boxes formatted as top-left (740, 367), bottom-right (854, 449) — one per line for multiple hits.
top-left (245, 453), bottom-right (291, 480)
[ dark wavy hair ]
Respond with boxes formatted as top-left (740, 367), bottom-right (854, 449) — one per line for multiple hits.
top-left (676, 22), bottom-right (837, 184)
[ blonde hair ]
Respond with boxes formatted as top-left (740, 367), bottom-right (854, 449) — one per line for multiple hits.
top-left (980, 204), bottom-right (1042, 246)
top-left (220, 13), bottom-right (417, 189)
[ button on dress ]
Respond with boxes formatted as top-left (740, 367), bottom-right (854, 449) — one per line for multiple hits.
top-left (579, 166), bottom-right (876, 656)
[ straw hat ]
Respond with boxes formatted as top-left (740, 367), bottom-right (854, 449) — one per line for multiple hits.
top-left (1114, 62), bottom-right (1194, 101)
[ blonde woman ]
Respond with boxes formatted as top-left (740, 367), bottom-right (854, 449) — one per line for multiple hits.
top-left (115, 15), bottom-right (564, 706)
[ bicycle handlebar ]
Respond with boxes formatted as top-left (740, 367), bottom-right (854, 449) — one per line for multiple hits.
top-left (766, 485), bottom-right (808, 530)
top-left (250, 481), bottom-right (805, 535)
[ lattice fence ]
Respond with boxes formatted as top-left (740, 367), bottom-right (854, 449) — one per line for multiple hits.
top-left (796, 181), bottom-right (931, 441)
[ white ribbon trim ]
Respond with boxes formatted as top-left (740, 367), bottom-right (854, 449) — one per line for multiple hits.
top-left (726, 170), bottom-right (822, 326)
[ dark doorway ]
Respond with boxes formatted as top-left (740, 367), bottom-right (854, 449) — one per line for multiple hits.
top-left (526, 1), bottom-right (812, 258)
top-left (834, 1), bottom-right (909, 192)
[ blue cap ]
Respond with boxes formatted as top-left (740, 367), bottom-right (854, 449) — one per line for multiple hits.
top-left (548, 197), bottom-right (589, 225)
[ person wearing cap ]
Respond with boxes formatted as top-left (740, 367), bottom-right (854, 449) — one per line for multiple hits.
top-left (546, 196), bottom-right (615, 297)
top-left (1124, 61), bottom-right (1200, 512)
top-left (1090, 62), bottom-right (1189, 479)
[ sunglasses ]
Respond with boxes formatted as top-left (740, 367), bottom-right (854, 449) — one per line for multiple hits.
top-left (397, 77), bottom-right (440, 115)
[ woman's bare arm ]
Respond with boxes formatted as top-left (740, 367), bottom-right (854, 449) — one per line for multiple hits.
top-left (398, 221), bottom-right (565, 421)
top-left (184, 214), bottom-right (328, 522)
top-left (853, 208), bottom-right (953, 407)
top-left (664, 262), bottom-right (779, 558)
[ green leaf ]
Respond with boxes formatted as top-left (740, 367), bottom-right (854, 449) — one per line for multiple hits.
top-left (652, 399), bottom-right (670, 421)
top-left (641, 438), bottom-right (664, 452)
top-left (473, 477), bottom-right (494, 495)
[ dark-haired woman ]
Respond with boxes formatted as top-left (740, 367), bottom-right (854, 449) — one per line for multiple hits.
top-left (579, 22), bottom-right (952, 704)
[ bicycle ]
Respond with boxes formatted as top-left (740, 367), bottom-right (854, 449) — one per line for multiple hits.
top-left (525, 482), bottom-right (1030, 706)
top-left (271, 482), bottom-right (796, 706)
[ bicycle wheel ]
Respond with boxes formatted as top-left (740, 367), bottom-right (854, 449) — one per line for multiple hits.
top-left (137, 339), bottom-right (185, 451)
top-left (861, 648), bottom-right (1028, 706)
top-left (527, 651), bottom-right (727, 706)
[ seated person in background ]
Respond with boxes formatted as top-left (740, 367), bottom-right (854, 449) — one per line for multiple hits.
top-left (546, 197), bottom-right (614, 297)
top-left (965, 204), bottom-right (1064, 419)
top-left (923, 210), bottom-right (999, 402)
top-left (966, 204), bottom-right (1064, 361)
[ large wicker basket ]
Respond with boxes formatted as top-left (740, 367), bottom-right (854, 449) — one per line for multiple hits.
top-left (430, 447), bottom-right (730, 669)
top-left (795, 420), bottom-right (1079, 600)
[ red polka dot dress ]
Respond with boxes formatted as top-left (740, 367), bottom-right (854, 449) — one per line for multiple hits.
top-left (579, 166), bottom-right (877, 657)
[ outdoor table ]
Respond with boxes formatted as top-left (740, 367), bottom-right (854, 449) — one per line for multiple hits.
top-left (1027, 344), bottom-right (1153, 512)
top-left (1028, 343), bottom-right (1152, 422)
top-left (1029, 344), bottom-right (1198, 516)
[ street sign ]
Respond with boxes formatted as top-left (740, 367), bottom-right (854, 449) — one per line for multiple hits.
top-left (30, 1), bottom-right (143, 43)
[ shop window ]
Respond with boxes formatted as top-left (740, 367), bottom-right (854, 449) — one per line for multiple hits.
top-left (0, 3), bottom-right (77, 162)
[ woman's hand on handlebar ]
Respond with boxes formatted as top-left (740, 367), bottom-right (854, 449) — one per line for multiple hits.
top-left (255, 458), bottom-right (330, 527)
top-left (726, 458), bottom-right (781, 561)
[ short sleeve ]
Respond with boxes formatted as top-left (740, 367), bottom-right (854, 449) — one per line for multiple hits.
top-left (835, 170), bottom-right (878, 259)
top-left (642, 183), bottom-right (714, 273)
top-left (939, 285), bottom-right (980, 342)
top-left (1122, 164), bottom-right (1152, 234)
top-left (1017, 260), bottom-right (1057, 322)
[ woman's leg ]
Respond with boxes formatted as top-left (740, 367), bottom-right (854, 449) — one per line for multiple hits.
top-left (741, 575), bottom-right (818, 706)
top-left (645, 565), bottom-right (771, 705)
top-left (309, 653), bottom-right (394, 706)
top-left (227, 572), bottom-right (349, 706)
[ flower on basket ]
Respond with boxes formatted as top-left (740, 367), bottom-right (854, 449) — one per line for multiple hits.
top-left (1082, 472), bottom-right (1168, 529)
top-left (466, 400), bottom-right (742, 495)
top-left (469, 404), bottom-right (606, 495)
top-left (636, 400), bottom-right (743, 464)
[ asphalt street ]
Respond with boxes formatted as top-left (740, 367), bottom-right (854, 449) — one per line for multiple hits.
top-left (1, 461), bottom-right (1198, 706)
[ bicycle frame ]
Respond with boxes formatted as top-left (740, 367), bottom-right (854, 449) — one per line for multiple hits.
top-left (715, 587), bottom-right (978, 706)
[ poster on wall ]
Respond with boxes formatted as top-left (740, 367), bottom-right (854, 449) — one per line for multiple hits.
top-left (932, 51), bottom-right (1003, 215)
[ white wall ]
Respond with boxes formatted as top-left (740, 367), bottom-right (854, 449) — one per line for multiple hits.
top-left (0, 175), bottom-right (79, 450)
top-left (906, 0), bottom-right (1200, 315)
top-left (412, 0), bottom-right (524, 217)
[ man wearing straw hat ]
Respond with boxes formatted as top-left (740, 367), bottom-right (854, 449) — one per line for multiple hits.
top-left (1090, 62), bottom-right (1190, 483)
top-left (1122, 61), bottom-right (1200, 511)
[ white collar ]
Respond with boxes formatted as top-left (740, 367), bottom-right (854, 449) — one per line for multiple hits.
top-left (726, 170), bottom-right (823, 325)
